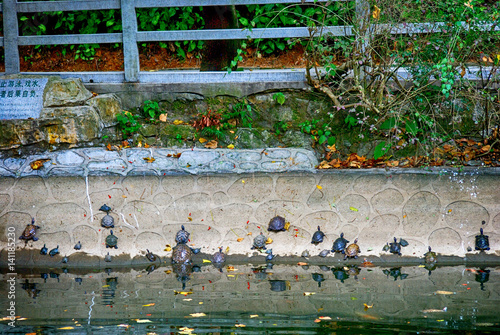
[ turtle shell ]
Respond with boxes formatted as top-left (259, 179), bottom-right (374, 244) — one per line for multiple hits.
top-left (175, 225), bottom-right (190, 244)
top-left (101, 214), bottom-right (114, 228)
top-left (344, 239), bottom-right (360, 260)
top-left (319, 249), bottom-right (330, 257)
top-left (389, 237), bottom-right (401, 255)
top-left (268, 216), bottom-right (286, 232)
top-left (19, 219), bottom-right (39, 241)
top-left (252, 232), bottom-right (267, 250)
top-left (424, 246), bottom-right (437, 263)
top-left (332, 267), bottom-right (349, 283)
top-left (475, 228), bottom-right (490, 251)
top-left (212, 247), bottom-right (225, 263)
top-left (172, 243), bottom-right (193, 264)
top-left (311, 226), bottom-right (325, 244)
top-left (106, 230), bottom-right (118, 249)
top-left (331, 233), bottom-right (349, 254)
top-left (146, 249), bottom-right (157, 262)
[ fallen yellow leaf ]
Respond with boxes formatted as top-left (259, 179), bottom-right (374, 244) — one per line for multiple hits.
top-left (435, 290), bottom-right (455, 295)
top-left (235, 324), bottom-right (246, 327)
top-left (190, 313), bottom-right (206, 317)
top-left (364, 303), bottom-right (374, 311)
top-left (372, 5), bottom-right (381, 20)
top-left (303, 292), bottom-right (316, 296)
top-left (164, 244), bottom-right (172, 252)
top-left (173, 119), bottom-right (184, 125)
top-left (237, 237), bottom-right (244, 242)
top-left (30, 159), bottom-right (50, 170)
top-left (58, 327), bottom-right (74, 330)
top-left (284, 221), bottom-right (290, 230)
top-left (265, 237), bottom-right (273, 244)
top-left (199, 137), bottom-right (207, 143)
top-left (183, 298), bottom-right (192, 301)
top-left (143, 157), bottom-right (155, 163)
top-left (179, 326), bottom-right (195, 334)
top-left (203, 259), bottom-right (212, 263)
top-left (142, 303), bottom-right (155, 307)
top-left (174, 290), bottom-right (193, 295)
top-left (250, 314), bottom-right (259, 318)
top-left (297, 262), bottom-right (308, 266)
top-left (316, 185), bottom-right (322, 190)
top-left (319, 316), bottom-right (331, 320)
top-left (349, 206), bottom-right (359, 212)
top-left (227, 144), bottom-right (235, 149)
top-left (135, 319), bottom-right (152, 323)
top-left (227, 266), bottom-right (237, 272)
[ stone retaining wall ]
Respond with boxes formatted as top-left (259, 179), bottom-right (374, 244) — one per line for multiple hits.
top-left (1, 151), bottom-right (499, 262)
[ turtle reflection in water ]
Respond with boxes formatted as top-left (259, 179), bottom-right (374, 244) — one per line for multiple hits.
top-left (22, 280), bottom-right (41, 299)
top-left (312, 273), bottom-right (325, 287)
top-left (102, 277), bottom-right (118, 306)
top-left (332, 267), bottom-right (349, 283)
top-left (173, 263), bottom-right (193, 290)
top-left (269, 280), bottom-right (289, 292)
top-left (475, 268), bottom-right (490, 291)
top-left (347, 266), bottom-right (361, 280)
top-left (383, 267), bottom-right (409, 281)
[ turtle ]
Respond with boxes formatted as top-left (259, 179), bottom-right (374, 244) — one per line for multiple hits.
top-left (173, 263), bottom-right (193, 290)
top-left (172, 243), bottom-right (193, 264)
top-left (347, 266), bottom-right (361, 280)
top-left (146, 263), bottom-right (157, 275)
top-left (383, 267), bottom-right (408, 281)
top-left (175, 225), bottom-right (190, 244)
top-left (311, 226), bottom-right (325, 245)
top-left (424, 246), bottom-right (437, 264)
top-left (50, 272), bottom-right (60, 282)
top-left (40, 244), bottom-right (48, 255)
top-left (475, 268), bottom-right (490, 291)
top-left (344, 239), bottom-right (360, 260)
top-left (268, 216), bottom-right (286, 232)
top-left (75, 277), bottom-right (83, 285)
top-left (62, 256), bottom-right (68, 264)
top-left (389, 237), bottom-right (407, 256)
top-left (265, 249), bottom-right (276, 261)
top-left (269, 280), bottom-right (288, 292)
top-left (40, 273), bottom-right (48, 283)
top-left (74, 241), bottom-right (82, 250)
top-left (99, 204), bottom-right (114, 228)
top-left (49, 245), bottom-right (60, 257)
top-left (146, 249), bottom-right (157, 262)
top-left (104, 252), bottom-right (112, 262)
top-left (251, 232), bottom-right (267, 250)
top-left (212, 246), bottom-right (225, 264)
top-left (22, 280), bottom-right (41, 299)
top-left (191, 247), bottom-right (201, 254)
top-left (331, 233), bottom-right (349, 254)
top-left (475, 228), bottom-right (490, 251)
top-left (19, 218), bottom-right (40, 242)
top-left (301, 250), bottom-right (310, 258)
top-left (312, 273), bottom-right (325, 287)
top-left (106, 230), bottom-right (118, 249)
top-left (319, 249), bottom-right (330, 257)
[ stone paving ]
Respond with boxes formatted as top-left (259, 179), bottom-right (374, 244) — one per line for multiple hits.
top-left (0, 148), bottom-right (499, 263)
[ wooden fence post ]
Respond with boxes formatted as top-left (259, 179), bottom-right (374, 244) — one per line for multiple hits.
top-left (121, 0), bottom-right (139, 82)
top-left (4, 0), bottom-right (20, 74)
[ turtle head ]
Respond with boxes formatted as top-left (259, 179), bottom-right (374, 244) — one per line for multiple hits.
top-left (31, 217), bottom-right (35, 225)
top-left (181, 225), bottom-right (185, 231)
top-left (219, 246), bottom-right (223, 252)
top-left (147, 249), bottom-right (150, 253)
top-left (428, 246), bottom-right (432, 252)
top-left (340, 232), bottom-right (344, 238)
top-left (480, 228), bottom-right (484, 234)
top-left (354, 238), bottom-right (358, 244)
top-left (110, 230), bottom-right (114, 235)
top-left (393, 237), bottom-right (397, 243)
top-left (317, 226), bottom-right (321, 231)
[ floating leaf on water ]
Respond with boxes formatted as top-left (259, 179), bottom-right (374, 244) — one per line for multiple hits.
top-left (435, 290), bottom-right (455, 295)
top-left (235, 324), bottom-right (246, 327)
top-left (203, 259), bottom-right (212, 263)
top-left (142, 303), bottom-right (155, 307)
top-left (318, 316), bottom-right (331, 320)
top-left (174, 290), bottom-right (193, 296)
top-left (250, 314), bottom-right (259, 318)
top-left (183, 298), bottom-right (192, 301)
top-left (143, 157), bottom-right (155, 163)
top-left (351, 297), bottom-right (358, 300)
top-left (179, 326), bottom-right (194, 334)
top-left (57, 327), bottom-right (74, 330)
top-left (363, 303), bottom-right (374, 311)
top-left (349, 206), bottom-right (359, 212)
top-left (134, 319), bottom-right (152, 323)
top-left (303, 292), bottom-right (316, 296)
top-left (422, 307), bottom-right (447, 313)
top-left (226, 266), bottom-right (237, 272)
top-left (297, 262), bottom-right (308, 266)
top-left (190, 313), bottom-right (206, 317)
top-left (117, 324), bottom-right (130, 328)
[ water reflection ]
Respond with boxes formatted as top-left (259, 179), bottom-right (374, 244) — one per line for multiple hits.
top-left (1, 263), bottom-right (498, 333)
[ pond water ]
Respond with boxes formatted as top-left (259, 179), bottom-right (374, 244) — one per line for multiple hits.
top-left (1, 262), bottom-right (499, 334)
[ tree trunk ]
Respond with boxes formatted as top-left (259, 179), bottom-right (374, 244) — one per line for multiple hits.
top-left (200, 6), bottom-right (239, 71)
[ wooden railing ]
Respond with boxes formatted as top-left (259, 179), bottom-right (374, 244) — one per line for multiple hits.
top-left (0, 0), bottom-right (498, 84)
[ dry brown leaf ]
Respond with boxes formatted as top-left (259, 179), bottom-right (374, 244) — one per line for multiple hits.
top-left (204, 140), bottom-right (218, 149)
top-left (159, 113), bottom-right (167, 122)
top-left (143, 157), bottom-right (155, 163)
top-left (237, 237), bottom-right (244, 242)
top-left (372, 5), bottom-right (381, 20)
top-left (481, 145), bottom-right (491, 152)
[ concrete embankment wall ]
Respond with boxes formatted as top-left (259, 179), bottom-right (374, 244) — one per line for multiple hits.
top-left (1, 148), bottom-right (499, 265)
